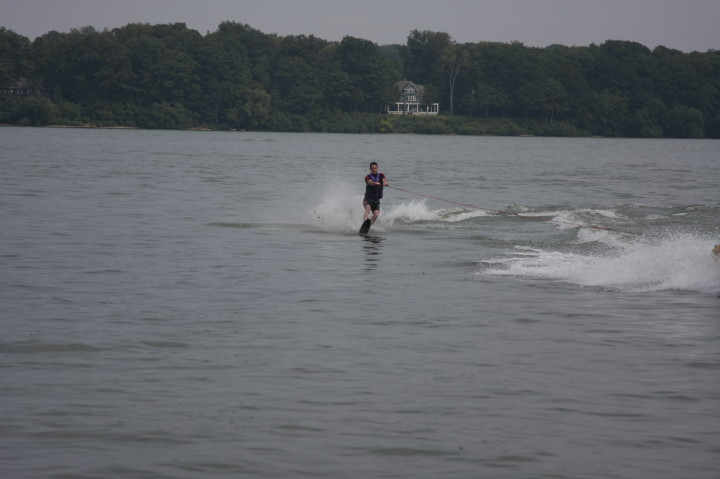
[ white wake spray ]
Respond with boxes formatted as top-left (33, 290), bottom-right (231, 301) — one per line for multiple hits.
top-left (310, 180), bottom-right (484, 233)
top-left (310, 179), bottom-right (364, 233)
top-left (482, 232), bottom-right (720, 293)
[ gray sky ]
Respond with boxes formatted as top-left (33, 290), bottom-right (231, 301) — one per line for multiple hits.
top-left (2, 0), bottom-right (719, 52)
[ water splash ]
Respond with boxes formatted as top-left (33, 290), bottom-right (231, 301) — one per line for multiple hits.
top-left (310, 185), bottom-right (489, 233)
top-left (310, 180), bottom-right (362, 233)
top-left (481, 232), bottom-right (720, 293)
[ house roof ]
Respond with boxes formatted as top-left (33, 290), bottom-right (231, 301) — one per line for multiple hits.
top-left (395, 80), bottom-right (425, 95)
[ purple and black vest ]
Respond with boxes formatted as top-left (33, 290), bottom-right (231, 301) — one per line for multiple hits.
top-left (365, 172), bottom-right (385, 199)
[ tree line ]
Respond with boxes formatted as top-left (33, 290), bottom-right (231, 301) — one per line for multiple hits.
top-left (1, 23), bottom-right (718, 138)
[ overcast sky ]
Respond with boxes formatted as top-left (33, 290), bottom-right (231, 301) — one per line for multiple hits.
top-left (2, 0), bottom-right (719, 52)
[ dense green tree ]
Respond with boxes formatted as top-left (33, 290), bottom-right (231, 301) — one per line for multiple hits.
top-left (316, 44), bottom-right (353, 111)
top-left (662, 105), bottom-right (705, 138)
top-left (272, 56), bottom-right (322, 114)
top-left (0, 28), bottom-right (32, 87)
top-left (443, 43), bottom-right (468, 115)
top-left (197, 31), bottom-right (253, 127)
top-left (2, 95), bottom-right (58, 124)
top-left (269, 35), bottom-right (330, 115)
top-left (1, 21), bottom-right (718, 137)
top-left (336, 36), bottom-right (397, 112)
top-left (467, 83), bottom-right (508, 118)
top-left (632, 98), bottom-right (667, 137)
top-left (215, 22), bottom-right (276, 86)
top-left (401, 30), bottom-right (452, 90)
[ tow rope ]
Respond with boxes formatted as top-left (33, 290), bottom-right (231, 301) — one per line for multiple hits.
top-left (386, 185), bottom-right (642, 235)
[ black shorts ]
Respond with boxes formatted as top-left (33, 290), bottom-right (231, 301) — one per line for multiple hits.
top-left (363, 198), bottom-right (380, 211)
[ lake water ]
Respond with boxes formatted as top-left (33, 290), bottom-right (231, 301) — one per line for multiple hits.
top-left (1, 127), bottom-right (719, 478)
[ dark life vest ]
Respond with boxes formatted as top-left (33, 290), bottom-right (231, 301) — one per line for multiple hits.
top-left (365, 172), bottom-right (384, 199)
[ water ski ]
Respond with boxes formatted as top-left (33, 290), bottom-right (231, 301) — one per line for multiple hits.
top-left (359, 219), bottom-right (371, 235)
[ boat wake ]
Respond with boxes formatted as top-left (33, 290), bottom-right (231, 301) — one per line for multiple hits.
top-left (479, 232), bottom-right (720, 294)
top-left (309, 187), bottom-right (719, 293)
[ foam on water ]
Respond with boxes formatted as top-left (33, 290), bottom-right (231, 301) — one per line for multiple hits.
top-left (309, 180), bottom-right (363, 233)
top-left (503, 206), bottom-right (630, 232)
top-left (310, 184), bottom-right (489, 234)
top-left (482, 232), bottom-right (720, 293)
top-left (311, 197), bottom-right (439, 234)
top-left (383, 200), bottom-right (488, 223)
top-left (549, 208), bottom-right (624, 228)
top-left (379, 199), bottom-right (437, 222)
top-left (309, 184), bottom-right (719, 294)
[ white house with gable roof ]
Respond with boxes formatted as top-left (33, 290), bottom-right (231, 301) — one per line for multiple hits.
top-left (386, 80), bottom-right (439, 115)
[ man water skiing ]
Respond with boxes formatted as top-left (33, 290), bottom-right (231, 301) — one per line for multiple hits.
top-left (362, 162), bottom-right (389, 231)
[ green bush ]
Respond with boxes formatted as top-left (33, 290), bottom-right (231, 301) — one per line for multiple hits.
top-left (2, 96), bottom-right (59, 125)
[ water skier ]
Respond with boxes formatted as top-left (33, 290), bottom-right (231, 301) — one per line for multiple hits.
top-left (363, 161), bottom-right (389, 227)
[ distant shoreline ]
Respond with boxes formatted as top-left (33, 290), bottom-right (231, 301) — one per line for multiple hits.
top-left (2, 123), bottom-right (715, 140)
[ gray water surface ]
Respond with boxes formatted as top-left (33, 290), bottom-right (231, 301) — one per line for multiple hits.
top-left (1, 127), bottom-right (719, 478)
